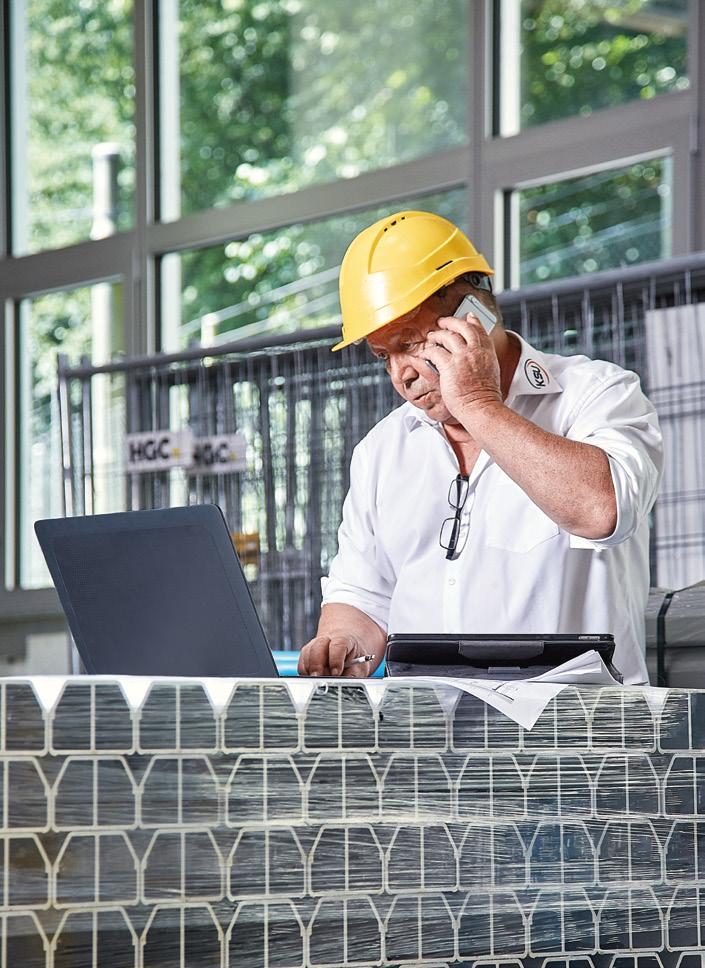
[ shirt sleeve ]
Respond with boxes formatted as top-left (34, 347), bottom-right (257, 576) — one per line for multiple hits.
top-left (320, 440), bottom-right (395, 629)
top-left (564, 366), bottom-right (663, 550)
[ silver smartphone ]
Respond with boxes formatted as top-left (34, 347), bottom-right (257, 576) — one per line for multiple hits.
top-left (454, 293), bottom-right (497, 334)
top-left (425, 293), bottom-right (497, 373)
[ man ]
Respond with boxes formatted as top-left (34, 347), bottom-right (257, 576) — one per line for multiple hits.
top-left (298, 210), bottom-right (662, 684)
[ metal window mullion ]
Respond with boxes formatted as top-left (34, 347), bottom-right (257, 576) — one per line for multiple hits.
top-left (0, 0), bottom-right (10, 259)
top-left (145, 146), bottom-right (470, 256)
top-left (2, 297), bottom-right (17, 590)
top-left (8, 0), bottom-right (27, 256)
top-left (15, 297), bottom-right (33, 586)
top-left (0, 233), bottom-right (134, 303)
top-left (687, 0), bottom-right (705, 252)
top-left (485, 113), bottom-right (691, 191)
top-left (131, 0), bottom-right (158, 357)
top-left (56, 354), bottom-right (74, 518)
top-left (669, 130), bottom-right (692, 257)
top-left (469, 1), bottom-right (491, 258)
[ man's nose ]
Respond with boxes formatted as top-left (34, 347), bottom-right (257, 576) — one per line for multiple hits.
top-left (388, 352), bottom-right (420, 385)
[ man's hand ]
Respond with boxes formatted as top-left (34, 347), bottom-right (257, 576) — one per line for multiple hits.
top-left (423, 314), bottom-right (502, 422)
top-left (297, 632), bottom-right (372, 677)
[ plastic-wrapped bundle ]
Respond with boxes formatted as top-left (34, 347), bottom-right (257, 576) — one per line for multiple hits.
top-left (1, 676), bottom-right (704, 966)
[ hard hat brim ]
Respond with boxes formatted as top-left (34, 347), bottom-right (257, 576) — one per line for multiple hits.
top-left (332, 260), bottom-right (494, 351)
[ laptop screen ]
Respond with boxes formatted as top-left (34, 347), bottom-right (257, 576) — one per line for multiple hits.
top-left (36, 505), bottom-right (278, 678)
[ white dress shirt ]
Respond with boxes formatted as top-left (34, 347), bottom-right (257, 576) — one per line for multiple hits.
top-left (321, 334), bottom-right (663, 685)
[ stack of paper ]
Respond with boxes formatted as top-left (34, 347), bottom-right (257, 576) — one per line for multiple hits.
top-left (408, 650), bottom-right (624, 730)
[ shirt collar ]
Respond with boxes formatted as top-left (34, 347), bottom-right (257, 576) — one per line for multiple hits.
top-left (402, 331), bottom-right (562, 432)
top-left (505, 332), bottom-right (563, 403)
top-left (402, 402), bottom-right (438, 432)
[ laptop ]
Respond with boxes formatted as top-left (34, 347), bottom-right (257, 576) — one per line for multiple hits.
top-left (35, 505), bottom-right (279, 677)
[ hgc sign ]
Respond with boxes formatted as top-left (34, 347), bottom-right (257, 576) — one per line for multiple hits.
top-left (126, 430), bottom-right (194, 472)
top-left (190, 434), bottom-right (247, 474)
top-left (126, 430), bottom-right (247, 474)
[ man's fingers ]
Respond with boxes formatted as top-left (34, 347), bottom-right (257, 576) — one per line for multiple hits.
top-left (299, 633), bottom-right (375, 678)
top-left (421, 343), bottom-right (446, 368)
top-left (425, 330), bottom-right (466, 354)
top-left (302, 636), bottom-right (335, 676)
top-left (298, 635), bottom-right (359, 677)
top-left (328, 637), bottom-right (355, 677)
top-left (437, 314), bottom-right (487, 344)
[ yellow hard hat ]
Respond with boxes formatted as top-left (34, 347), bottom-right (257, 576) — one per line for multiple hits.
top-left (334, 210), bottom-right (493, 351)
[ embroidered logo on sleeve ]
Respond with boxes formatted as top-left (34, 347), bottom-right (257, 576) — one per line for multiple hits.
top-left (524, 359), bottom-right (550, 389)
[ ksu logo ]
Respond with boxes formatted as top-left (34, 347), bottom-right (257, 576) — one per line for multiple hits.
top-left (524, 358), bottom-right (549, 389)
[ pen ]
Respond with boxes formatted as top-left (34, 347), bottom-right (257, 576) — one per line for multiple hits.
top-left (343, 654), bottom-right (375, 668)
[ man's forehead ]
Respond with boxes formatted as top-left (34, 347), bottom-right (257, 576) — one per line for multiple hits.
top-left (367, 285), bottom-right (461, 349)
top-left (367, 313), bottom-right (423, 349)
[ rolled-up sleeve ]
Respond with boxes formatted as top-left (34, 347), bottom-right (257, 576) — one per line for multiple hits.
top-left (565, 367), bottom-right (663, 550)
top-left (320, 441), bottom-right (395, 629)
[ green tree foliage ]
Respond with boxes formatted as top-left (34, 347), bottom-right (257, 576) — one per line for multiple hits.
top-left (178, 191), bottom-right (466, 347)
top-left (177, 0), bottom-right (466, 212)
top-left (520, 0), bottom-right (688, 128)
top-left (23, 0), bottom-right (689, 352)
top-left (27, 288), bottom-right (93, 420)
top-left (25, 0), bottom-right (134, 251)
top-left (514, 0), bottom-right (686, 285)
top-left (518, 158), bottom-right (671, 285)
top-left (23, 0), bottom-right (133, 425)
top-left (175, 0), bottom-right (467, 343)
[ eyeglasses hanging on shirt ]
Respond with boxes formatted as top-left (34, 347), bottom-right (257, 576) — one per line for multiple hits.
top-left (439, 473), bottom-right (470, 560)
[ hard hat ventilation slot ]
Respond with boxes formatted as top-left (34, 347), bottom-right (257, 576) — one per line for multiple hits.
top-left (384, 216), bottom-right (405, 232)
top-left (435, 260), bottom-right (452, 271)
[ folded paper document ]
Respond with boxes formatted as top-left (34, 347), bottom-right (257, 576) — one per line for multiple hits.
top-left (404, 649), bottom-right (624, 730)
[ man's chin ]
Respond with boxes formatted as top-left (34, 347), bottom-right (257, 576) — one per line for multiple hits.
top-left (410, 392), bottom-right (450, 421)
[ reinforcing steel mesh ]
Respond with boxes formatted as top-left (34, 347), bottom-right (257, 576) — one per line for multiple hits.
top-left (1, 676), bottom-right (705, 966)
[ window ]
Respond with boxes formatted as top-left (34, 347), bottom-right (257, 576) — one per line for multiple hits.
top-left (511, 156), bottom-right (672, 286)
top-left (498, 0), bottom-right (689, 136)
top-left (1, 1), bottom-right (702, 648)
top-left (161, 190), bottom-right (467, 350)
top-left (11, 0), bottom-right (135, 254)
top-left (18, 283), bottom-right (124, 588)
top-left (160, 0), bottom-right (469, 220)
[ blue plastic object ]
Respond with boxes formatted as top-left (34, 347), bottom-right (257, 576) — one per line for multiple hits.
top-left (273, 650), bottom-right (385, 677)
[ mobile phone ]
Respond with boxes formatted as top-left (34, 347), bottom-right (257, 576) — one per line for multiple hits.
top-left (454, 293), bottom-right (497, 334)
top-left (424, 293), bottom-right (497, 374)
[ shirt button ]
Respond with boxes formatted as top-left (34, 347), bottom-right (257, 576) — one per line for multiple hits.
top-left (448, 578), bottom-right (456, 586)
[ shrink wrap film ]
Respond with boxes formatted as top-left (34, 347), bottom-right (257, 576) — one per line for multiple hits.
top-left (0, 676), bottom-right (704, 966)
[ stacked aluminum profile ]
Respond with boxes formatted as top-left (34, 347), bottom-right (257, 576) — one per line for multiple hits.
top-left (1, 677), bottom-right (705, 966)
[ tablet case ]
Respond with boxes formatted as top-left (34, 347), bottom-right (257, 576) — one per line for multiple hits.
top-left (385, 633), bottom-right (622, 681)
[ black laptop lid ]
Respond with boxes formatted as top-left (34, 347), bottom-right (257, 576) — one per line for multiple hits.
top-left (35, 505), bottom-right (278, 678)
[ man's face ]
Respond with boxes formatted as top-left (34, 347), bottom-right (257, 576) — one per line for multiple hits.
top-left (367, 281), bottom-right (495, 424)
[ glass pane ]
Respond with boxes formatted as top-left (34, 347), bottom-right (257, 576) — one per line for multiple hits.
top-left (500, 0), bottom-right (689, 135)
top-left (162, 0), bottom-right (468, 219)
top-left (515, 157), bottom-right (672, 286)
top-left (19, 283), bottom-right (124, 588)
top-left (161, 190), bottom-right (467, 351)
top-left (12, 0), bottom-right (135, 254)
